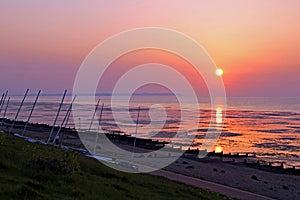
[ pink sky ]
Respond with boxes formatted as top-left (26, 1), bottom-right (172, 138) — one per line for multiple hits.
top-left (0, 0), bottom-right (299, 96)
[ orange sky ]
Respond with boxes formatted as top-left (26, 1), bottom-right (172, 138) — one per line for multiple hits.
top-left (0, 0), bottom-right (299, 96)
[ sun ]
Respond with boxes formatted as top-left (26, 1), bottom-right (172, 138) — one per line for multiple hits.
top-left (216, 68), bottom-right (224, 76)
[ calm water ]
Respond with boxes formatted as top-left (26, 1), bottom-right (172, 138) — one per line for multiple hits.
top-left (3, 95), bottom-right (300, 167)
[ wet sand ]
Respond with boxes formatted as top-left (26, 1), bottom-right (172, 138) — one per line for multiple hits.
top-left (165, 157), bottom-right (300, 200)
top-left (2, 120), bottom-right (300, 199)
top-left (151, 170), bottom-right (273, 200)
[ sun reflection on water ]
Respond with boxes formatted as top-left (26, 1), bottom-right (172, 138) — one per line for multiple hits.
top-left (216, 107), bottom-right (223, 125)
top-left (214, 146), bottom-right (223, 153)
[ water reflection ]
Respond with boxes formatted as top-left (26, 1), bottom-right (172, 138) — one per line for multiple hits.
top-left (5, 96), bottom-right (300, 167)
top-left (216, 107), bottom-right (223, 125)
top-left (214, 146), bottom-right (223, 153)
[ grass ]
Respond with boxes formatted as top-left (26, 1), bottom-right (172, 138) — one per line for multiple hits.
top-left (0, 131), bottom-right (236, 200)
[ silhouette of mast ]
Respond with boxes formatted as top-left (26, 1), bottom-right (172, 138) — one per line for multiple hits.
top-left (53, 95), bottom-right (76, 145)
top-left (89, 98), bottom-right (101, 131)
top-left (93, 103), bottom-right (104, 155)
top-left (47, 90), bottom-right (67, 143)
top-left (22, 90), bottom-right (41, 136)
top-left (9, 89), bottom-right (29, 134)
top-left (0, 90), bottom-right (8, 114)
top-left (0, 97), bottom-right (10, 129)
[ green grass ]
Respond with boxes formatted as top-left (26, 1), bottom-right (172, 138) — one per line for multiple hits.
top-left (0, 132), bottom-right (236, 200)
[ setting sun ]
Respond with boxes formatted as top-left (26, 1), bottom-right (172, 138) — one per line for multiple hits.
top-left (216, 68), bottom-right (224, 77)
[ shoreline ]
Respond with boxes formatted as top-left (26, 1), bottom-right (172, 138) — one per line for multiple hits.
top-left (1, 119), bottom-right (300, 199)
top-left (1, 118), bottom-right (299, 172)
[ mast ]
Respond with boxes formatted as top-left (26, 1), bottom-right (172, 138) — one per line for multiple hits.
top-left (0, 93), bottom-right (5, 110)
top-left (9, 89), bottom-right (29, 134)
top-left (0, 90), bottom-right (8, 114)
top-left (132, 107), bottom-right (141, 156)
top-left (93, 103), bottom-right (104, 155)
top-left (47, 90), bottom-right (67, 144)
top-left (0, 97), bottom-right (10, 128)
top-left (52, 95), bottom-right (76, 145)
top-left (64, 108), bottom-right (72, 128)
top-left (88, 98), bottom-right (101, 131)
top-left (22, 90), bottom-right (41, 136)
top-left (59, 108), bottom-right (72, 146)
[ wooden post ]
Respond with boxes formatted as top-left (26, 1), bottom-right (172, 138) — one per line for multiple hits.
top-left (88, 98), bottom-right (101, 131)
top-left (9, 89), bottom-right (29, 134)
top-left (52, 95), bottom-right (76, 145)
top-left (47, 90), bottom-right (67, 144)
top-left (269, 162), bottom-right (272, 170)
top-left (281, 163), bottom-right (284, 173)
top-left (22, 90), bottom-right (41, 136)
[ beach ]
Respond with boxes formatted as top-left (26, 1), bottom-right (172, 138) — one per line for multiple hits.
top-left (1, 1), bottom-right (300, 199)
top-left (165, 157), bottom-right (300, 200)
top-left (4, 96), bottom-right (300, 169)
top-left (1, 119), bottom-right (300, 200)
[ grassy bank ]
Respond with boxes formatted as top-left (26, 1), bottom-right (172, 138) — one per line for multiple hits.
top-left (0, 131), bottom-right (235, 200)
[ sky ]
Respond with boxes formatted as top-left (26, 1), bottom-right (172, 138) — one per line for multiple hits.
top-left (0, 0), bottom-right (299, 97)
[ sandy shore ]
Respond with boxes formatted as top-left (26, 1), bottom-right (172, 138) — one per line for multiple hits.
top-left (165, 157), bottom-right (300, 200)
top-left (2, 120), bottom-right (300, 199)
top-left (151, 170), bottom-right (272, 200)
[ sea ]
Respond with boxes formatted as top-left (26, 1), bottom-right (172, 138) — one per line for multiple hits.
top-left (2, 95), bottom-right (300, 168)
